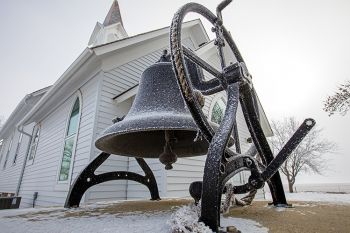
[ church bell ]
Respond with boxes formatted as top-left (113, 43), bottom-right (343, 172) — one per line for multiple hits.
top-left (95, 52), bottom-right (213, 169)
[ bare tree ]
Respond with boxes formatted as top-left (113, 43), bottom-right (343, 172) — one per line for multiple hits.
top-left (324, 80), bottom-right (350, 116)
top-left (269, 117), bottom-right (336, 193)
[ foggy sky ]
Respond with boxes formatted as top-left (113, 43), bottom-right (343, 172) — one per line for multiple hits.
top-left (0, 0), bottom-right (349, 184)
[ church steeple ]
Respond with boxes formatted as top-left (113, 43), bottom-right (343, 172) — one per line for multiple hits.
top-left (103, 0), bottom-right (123, 27)
top-left (88, 0), bottom-right (128, 47)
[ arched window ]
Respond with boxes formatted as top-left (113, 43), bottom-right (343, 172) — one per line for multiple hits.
top-left (28, 125), bottom-right (40, 162)
top-left (58, 97), bottom-right (81, 181)
top-left (13, 133), bottom-right (23, 165)
top-left (210, 97), bottom-right (226, 124)
top-left (3, 133), bottom-right (14, 169)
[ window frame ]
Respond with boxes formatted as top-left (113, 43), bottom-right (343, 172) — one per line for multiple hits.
top-left (209, 95), bottom-right (227, 125)
top-left (209, 95), bottom-right (250, 184)
top-left (3, 132), bottom-right (15, 169)
top-left (57, 95), bottom-right (82, 184)
top-left (0, 139), bottom-right (4, 164)
top-left (12, 133), bottom-right (23, 165)
top-left (27, 124), bottom-right (41, 165)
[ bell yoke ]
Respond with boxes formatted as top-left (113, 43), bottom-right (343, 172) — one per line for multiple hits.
top-left (66, 1), bottom-right (316, 232)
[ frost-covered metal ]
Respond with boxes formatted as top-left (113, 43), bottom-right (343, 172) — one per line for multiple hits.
top-left (170, 0), bottom-right (316, 231)
top-left (65, 153), bottom-right (160, 208)
top-left (95, 54), bottom-right (210, 163)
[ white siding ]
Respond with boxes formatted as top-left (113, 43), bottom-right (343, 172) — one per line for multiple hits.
top-left (18, 75), bottom-right (100, 208)
top-left (166, 156), bottom-right (206, 198)
top-left (126, 158), bottom-right (165, 200)
top-left (19, 99), bottom-right (68, 208)
top-left (71, 76), bottom-right (100, 182)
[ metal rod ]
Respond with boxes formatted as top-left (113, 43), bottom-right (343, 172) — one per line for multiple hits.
top-left (183, 46), bottom-right (222, 78)
top-left (262, 119), bottom-right (316, 180)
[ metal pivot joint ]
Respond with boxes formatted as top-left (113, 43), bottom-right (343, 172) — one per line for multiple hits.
top-left (65, 152), bottom-right (160, 208)
top-left (170, 0), bottom-right (316, 231)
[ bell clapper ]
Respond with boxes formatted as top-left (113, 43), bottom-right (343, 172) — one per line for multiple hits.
top-left (193, 129), bottom-right (203, 142)
top-left (159, 130), bottom-right (178, 170)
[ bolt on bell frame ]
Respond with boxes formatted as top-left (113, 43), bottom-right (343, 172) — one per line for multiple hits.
top-left (170, 0), bottom-right (315, 231)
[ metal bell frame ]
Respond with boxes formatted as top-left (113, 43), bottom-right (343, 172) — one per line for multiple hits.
top-left (65, 152), bottom-right (160, 208)
top-left (170, 0), bottom-right (315, 231)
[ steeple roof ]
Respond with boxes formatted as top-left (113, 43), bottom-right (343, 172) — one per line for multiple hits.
top-left (103, 0), bottom-right (123, 26)
top-left (88, 0), bottom-right (127, 47)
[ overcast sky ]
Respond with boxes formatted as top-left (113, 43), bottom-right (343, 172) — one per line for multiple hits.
top-left (0, 0), bottom-right (349, 184)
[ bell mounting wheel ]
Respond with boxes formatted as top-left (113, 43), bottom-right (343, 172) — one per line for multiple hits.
top-left (170, 0), bottom-right (316, 231)
top-left (170, 0), bottom-right (247, 144)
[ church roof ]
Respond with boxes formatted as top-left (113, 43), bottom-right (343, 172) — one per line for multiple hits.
top-left (18, 20), bottom-right (208, 127)
top-left (0, 86), bottom-right (51, 137)
top-left (103, 0), bottom-right (123, 26)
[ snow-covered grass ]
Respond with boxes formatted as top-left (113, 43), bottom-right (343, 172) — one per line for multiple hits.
top-left (0, 200), bottom-right (267, 233)
top-left (2, 192), bottom-right (348, 233)
top-left (264, 191), bottom-right (350, 204)
top-left (168, 202), bottom-right (267, 233)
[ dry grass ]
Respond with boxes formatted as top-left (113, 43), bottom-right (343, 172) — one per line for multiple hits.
top-left (5, 199), bottom-right (191, 221)
top-left (227, 201), bottom-right (350, 233)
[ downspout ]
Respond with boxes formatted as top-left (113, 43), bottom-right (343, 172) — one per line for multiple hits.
top-left (15, 95), bottom-right (34, 196)
top-left (15, 125), bottom-right (33, 196)
top-left (16, 126), bottom-right (33, 196)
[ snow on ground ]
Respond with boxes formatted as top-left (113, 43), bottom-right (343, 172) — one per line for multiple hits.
top-left (0, 200), bottom-right (267, 233)
top-left (168, 202), bottom-right (267, 233)
top-left (264, 191), bottom-right (350, 204)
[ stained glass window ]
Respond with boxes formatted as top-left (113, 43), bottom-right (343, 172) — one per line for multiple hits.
top-left (59, 137), bottom-right (74, 181)
top-left (210, 97), bottom-right (226, 124)
top-left (66, 100), bottom-right (80, 137)
top-left (28, 126), bottom-right (40, 161)
top-left (13, 133), bottom-right (23, 164)
top-left (58, 98), bottom-right (80, 181)
top-left (3, 134), bottom-right (14, 168)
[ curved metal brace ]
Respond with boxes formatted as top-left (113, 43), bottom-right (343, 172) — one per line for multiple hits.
top-left (64, 152), bottom-right (160, 208)
top-left (200, 83), bottom-right (240, 231)
top-left (170, 1), bottom-right (309, 231)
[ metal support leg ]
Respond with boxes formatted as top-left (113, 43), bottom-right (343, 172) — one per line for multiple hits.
top-left (65, 152), bottom-right (160, 208)
top-left (200, 83), bottom-right (240, 232)
top-left (240, 84), bottom-right (288, 205)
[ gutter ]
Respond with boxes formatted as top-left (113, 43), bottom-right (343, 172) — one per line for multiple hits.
top-left (0, 95), bottom-right (30, 138)
top-left (14, 48), bottom-right (94, 196)
top-left (17, 48), bottom-right (94, 127)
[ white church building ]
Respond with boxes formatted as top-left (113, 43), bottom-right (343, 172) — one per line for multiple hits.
top-left (0, 1), bottom-right (272, 208)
